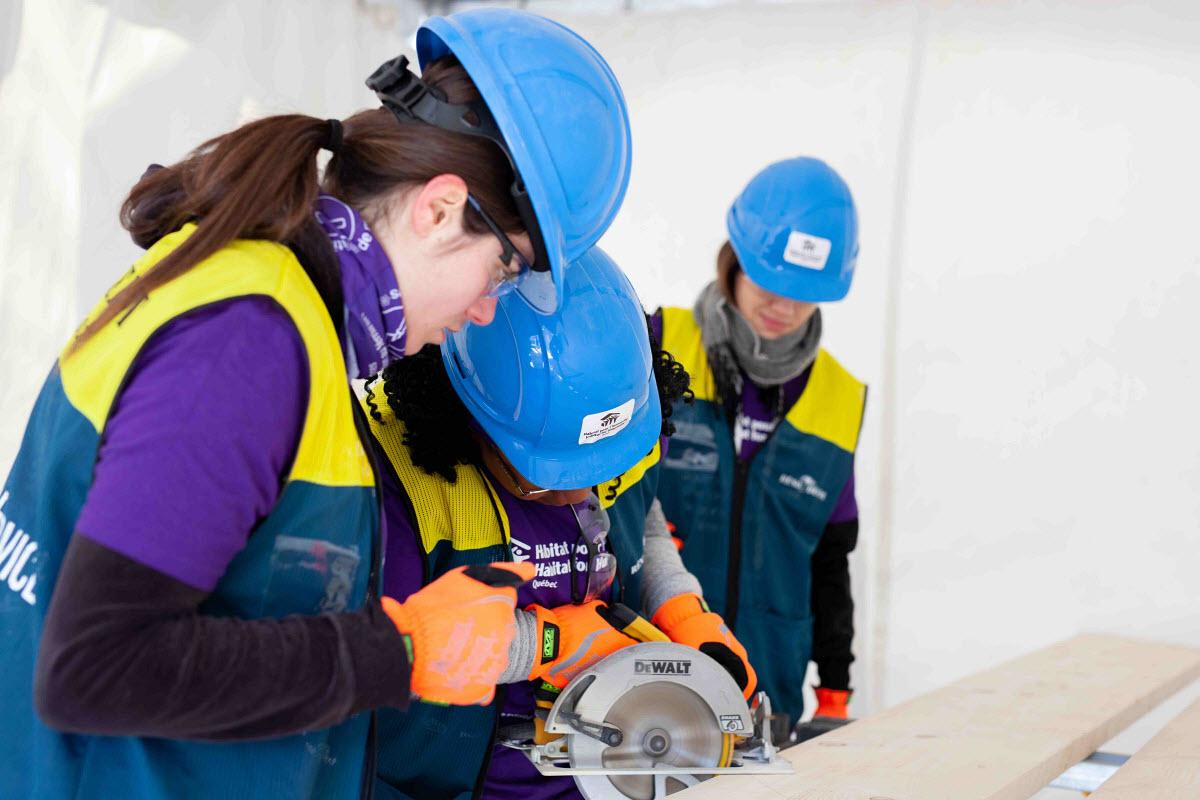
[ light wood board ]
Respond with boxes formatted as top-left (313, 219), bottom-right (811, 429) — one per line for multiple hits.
top-left (673, 634), bottom-right (1200, 800)
top-left (1087, 696), bottom-right (1200, 798)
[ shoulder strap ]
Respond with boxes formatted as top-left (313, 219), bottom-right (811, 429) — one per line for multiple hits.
top-left (357, 386), bottom-right (509, 553)
top-left (658, 307), bottom-right (716, 402)
top-left (783, 349), bottom-right (867, 453)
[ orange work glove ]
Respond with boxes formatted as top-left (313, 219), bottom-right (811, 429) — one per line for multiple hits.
top-left (651, 593), bottom-right (757, 700)
top-left (527, 600), bottom-right (646, 689)
top-left (814, 687), bottom-right (851, 719)
top-left (382, 562), bottom-right (536, 706)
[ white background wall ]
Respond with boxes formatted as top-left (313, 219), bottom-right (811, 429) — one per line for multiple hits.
top-left (2, 1), bottom-right (1199, 793)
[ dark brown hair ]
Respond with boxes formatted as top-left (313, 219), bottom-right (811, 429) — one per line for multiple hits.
top-left (716, 240), bottom-right (741, 302)
top-left (72, 57), bottom-right (521, 350)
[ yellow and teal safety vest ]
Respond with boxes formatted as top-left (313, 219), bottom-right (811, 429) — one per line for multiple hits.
top-left (362, 398), bottom-right (659, 800)
top-left (654, 306), bottom-right (866, 724)
top-left (0, 226), bottom-right (379, 799)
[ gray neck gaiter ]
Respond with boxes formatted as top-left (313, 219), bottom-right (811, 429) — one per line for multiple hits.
top-left (692, 281), bottom-right (821, 388)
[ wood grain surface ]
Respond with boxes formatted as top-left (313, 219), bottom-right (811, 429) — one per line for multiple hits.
top-left (672, 634), bottom-right (1200, 800)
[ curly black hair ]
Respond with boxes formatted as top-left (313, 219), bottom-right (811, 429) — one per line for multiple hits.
top-left (652, 323), bottom-right (694, 439)
top-left (366, 316), bottom-right (694, 483)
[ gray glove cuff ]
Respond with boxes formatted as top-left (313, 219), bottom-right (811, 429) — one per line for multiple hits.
top-left (640, 498), bottom-right (703, 618)
top-left (498, 607), bottom-right (538, 684)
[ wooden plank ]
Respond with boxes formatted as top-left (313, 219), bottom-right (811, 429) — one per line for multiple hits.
top-left (674, 634), bottom-right (1200, 800)
top-left (1088, 696), bottom-right (1200, 798)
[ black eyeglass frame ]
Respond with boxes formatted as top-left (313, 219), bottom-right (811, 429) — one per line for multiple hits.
top-left (465, 194), bottom-right (531, 298)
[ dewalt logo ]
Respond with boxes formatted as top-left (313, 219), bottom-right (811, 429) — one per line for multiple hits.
top-left (634, 659), bottom-right (692, 676)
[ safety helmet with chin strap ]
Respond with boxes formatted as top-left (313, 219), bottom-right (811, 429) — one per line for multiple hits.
top-left (442, 247), bottom-right (660, 491)
top-left (366, 8), bottom-right (632, 314)
top-left (726, 157), bottom-right (859, 302)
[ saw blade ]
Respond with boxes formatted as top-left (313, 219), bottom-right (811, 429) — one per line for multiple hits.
top-left (571, 681), bottom-right (728, 800)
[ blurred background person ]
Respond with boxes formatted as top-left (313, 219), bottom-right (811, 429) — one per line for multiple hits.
top-left (654, 157), bottom-right (864, 736)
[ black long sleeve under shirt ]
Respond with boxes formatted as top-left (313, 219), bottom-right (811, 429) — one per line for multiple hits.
top-left (34, 534), bottom-right (412, 741)
top-left (809, 518), bottom-right (858, 691)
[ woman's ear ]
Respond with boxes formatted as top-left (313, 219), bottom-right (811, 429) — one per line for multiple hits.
top-left (409, 173), bottom-right (469, 238)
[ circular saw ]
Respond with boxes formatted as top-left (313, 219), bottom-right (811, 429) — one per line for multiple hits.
top-left (518, 642), bottom-right (793, 799)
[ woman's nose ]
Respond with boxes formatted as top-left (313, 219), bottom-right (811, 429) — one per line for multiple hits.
top-left (466, 295), bottom-right (498, 326)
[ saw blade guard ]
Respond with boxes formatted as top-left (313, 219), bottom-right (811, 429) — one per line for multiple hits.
top-left (543, 642), bottom-right (753, 739)
top-left (544, 642), bottom-right (753, 799)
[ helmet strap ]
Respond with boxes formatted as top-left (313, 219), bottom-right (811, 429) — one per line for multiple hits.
top-left (366, 55), bottom-right (549, 271)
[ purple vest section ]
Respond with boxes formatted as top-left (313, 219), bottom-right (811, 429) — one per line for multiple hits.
top-left (380, 462), bottom-right (610, 800)
top-left (378, 461), bottom-right (424, 604)
top-left (482, 749), bottom-right (580, 800)
top-left (734, 367), bottom-right (809, 461)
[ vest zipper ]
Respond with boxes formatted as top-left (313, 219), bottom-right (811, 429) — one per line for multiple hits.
top-left (720, 383), bottom-right (777, 633)
top-left (724, 458), bottom-right (752, 631)
top-left (473, 466), bottom-right (510, 800)
top-left (350, 394), bottom-right (388, 800)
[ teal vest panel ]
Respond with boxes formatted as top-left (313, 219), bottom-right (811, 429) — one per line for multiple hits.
top-left (373, 699), bottom-right (499, 800)
top-left (0, 368), bottom-right (97, 799)
top-left (657, 406), bottom-right (736, 613)
top-left (0, 376), bottom-right (378, 799)
top-left (656, 399), bottom-right (853, 725)
top-left (372, 528), bottom-right (507, 800)
top-left (602, 462), bottom-right (658, 611)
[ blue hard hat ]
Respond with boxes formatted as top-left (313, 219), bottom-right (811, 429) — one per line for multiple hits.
top-left (442, 247), bottom-right (661, 490)
top-left (726, 157), bottom-right (859, 302)
top-left (417, 9), bottom-right (632, 313)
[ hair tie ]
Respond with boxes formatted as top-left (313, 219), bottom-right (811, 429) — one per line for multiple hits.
top-left (323, 119), bottom-right (344, 154)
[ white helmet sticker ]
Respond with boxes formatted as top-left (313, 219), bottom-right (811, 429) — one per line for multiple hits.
top-left (578, 399), bottom-right (635, 445)
top-left (783, 230), bottom-right (832, 270)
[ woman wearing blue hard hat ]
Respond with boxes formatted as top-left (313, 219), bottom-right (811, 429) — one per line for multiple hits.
top-left (0, 8), bottom-right (633, 799)
top-left (653, 157), bottom-right (867, 738)
top-left (362, 247), bottom-right (756, 799)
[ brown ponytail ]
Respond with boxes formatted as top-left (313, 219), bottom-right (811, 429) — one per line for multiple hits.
top-left (72, 56), bottom-right (521, 351)
top-left (716, 240), bottom-right (741, 302)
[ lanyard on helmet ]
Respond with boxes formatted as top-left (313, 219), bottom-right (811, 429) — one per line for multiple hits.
top-left (365, 55), bottom-right (549, 272)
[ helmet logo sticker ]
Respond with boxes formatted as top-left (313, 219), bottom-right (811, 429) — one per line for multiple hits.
top-left (578, 399), bottom-right (635, 445)
top-left (783, 230), bottom-right (832, 270)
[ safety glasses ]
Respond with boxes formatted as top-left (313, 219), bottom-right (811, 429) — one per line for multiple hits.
top-left (466, 194), bottom-right (531, 299)
top-left (569, 497), bottom-right (616, 605)
top-left (483, 440), bottom-right (615, 602)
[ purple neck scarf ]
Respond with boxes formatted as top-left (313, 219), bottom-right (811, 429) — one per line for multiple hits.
top-left (314, 194), bottom-right (407, 379)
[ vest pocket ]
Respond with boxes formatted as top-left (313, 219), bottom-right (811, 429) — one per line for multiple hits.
top-left (264, 535), bottom-right (362, 615)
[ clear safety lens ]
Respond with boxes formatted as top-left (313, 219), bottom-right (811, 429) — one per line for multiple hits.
top-left (570, 497), bottom-right (616, 603)
top-left (467, 193), bottom-right (532, 299)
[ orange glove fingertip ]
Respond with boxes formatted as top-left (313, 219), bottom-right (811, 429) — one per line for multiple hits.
top-left (380, 563), bottom-right (527, 706)
top-left (650, 592), bottom-right (707, 630)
